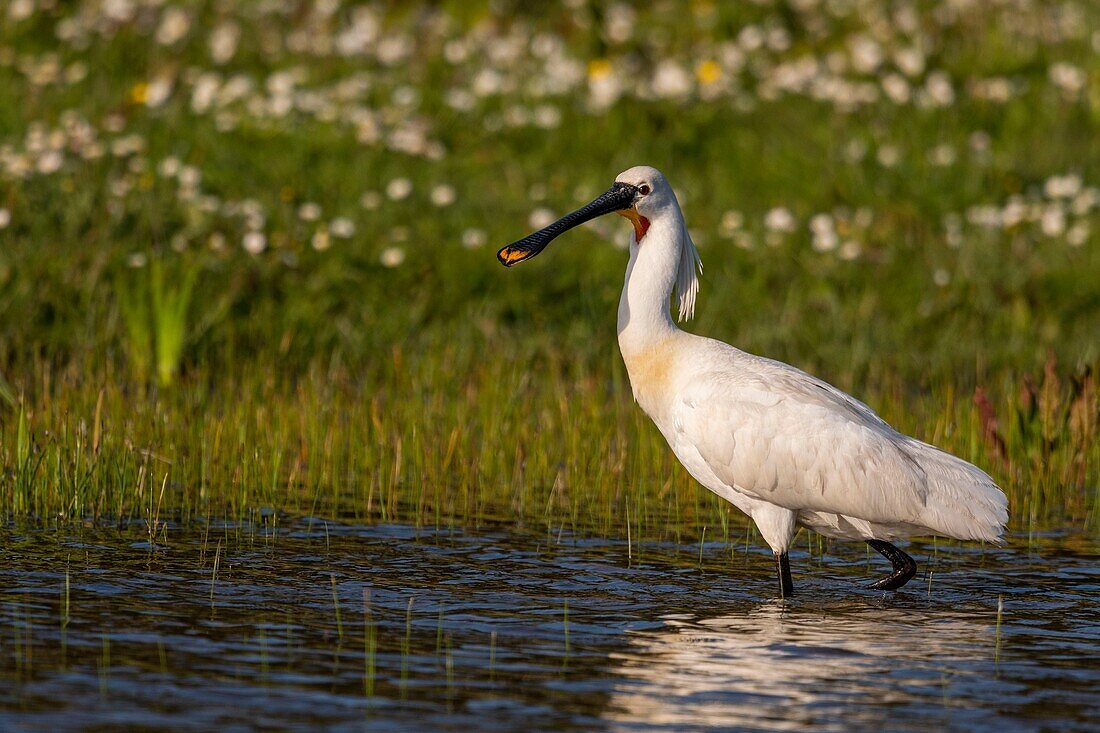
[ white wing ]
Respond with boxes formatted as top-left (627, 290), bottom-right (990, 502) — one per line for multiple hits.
top-left (664, 354), bottom-right (932, 526)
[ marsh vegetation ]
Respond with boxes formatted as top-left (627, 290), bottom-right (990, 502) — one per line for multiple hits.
top-left (0, 0), bottom-right (1098, 728)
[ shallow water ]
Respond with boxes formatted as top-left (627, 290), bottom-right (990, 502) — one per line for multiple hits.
top-left (0, 519), bottom-right (1096, 731)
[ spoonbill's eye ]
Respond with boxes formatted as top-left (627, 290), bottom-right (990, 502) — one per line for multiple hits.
top-left (639, 184), bottom-right (651, 195)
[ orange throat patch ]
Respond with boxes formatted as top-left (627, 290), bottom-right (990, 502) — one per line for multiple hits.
top-left (617, 208), bottom-right (650, 243)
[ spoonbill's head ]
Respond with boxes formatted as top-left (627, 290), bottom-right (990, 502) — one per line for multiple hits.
top-left (609, 165), bottom-right (676, 242)
top-left (497, 165), bottom-right (672, 267)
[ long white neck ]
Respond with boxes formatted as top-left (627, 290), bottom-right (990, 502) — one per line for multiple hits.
top-left (616, 213), bottom-right (684, 355)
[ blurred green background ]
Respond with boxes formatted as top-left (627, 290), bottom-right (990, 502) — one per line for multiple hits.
top-left (0, 0), bottom-right (1096, 535)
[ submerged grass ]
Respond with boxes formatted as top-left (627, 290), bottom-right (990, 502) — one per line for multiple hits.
top-left (0, 1), bottom-right (1098, 538)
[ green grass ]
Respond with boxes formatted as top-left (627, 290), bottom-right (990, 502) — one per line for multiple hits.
top-left (115, 257), bottom-right (200, 387)
top-left (0, 1), bottom-right (1097, 539)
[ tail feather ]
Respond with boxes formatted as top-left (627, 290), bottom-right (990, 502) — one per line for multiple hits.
top-left (906, 439), bottom-right (1008, 543)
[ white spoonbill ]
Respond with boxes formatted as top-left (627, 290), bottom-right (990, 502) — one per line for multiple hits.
top-left (498, 166), bottom-right (1007, 596)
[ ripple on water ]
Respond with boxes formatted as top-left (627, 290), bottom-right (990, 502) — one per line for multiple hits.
top-left (0, 520), bottom-right (1097, 731)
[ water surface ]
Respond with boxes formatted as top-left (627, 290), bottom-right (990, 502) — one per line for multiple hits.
top-left (0, 519), bottom-right (1096, 731)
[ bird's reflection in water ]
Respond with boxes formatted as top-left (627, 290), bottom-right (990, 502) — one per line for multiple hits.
top-left (606, 599), bottom-right (995, 731)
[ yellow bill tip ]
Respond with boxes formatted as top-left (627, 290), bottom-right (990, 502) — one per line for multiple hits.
top-left (498, 246), bottom-right (530, 266)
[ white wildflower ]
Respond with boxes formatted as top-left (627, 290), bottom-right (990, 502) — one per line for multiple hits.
top-left (157, 156), bottom-right (181, 177)
top-left (929, 144), bottom-right (956, 166)
top-left (191, 73), bottom-right (220, 113)
top-left (1049, 63), bottom-right (1086, 95)
top-left (720, 210), bottom-right (744, 237)
top-left (472, 69), bottom-right (503, 97)
top-left (849, 35), bottom-right (883, 73)
top-left (178, 165), bottom-right (201, 189)
top-left (894, 48), bottom-right (925, 77)
top-left (652, 60), bottom-right (693, 100)
top-left (386, 178), bottom-right (412, 201)
top-left (969, 77), bottom-right (1012, 103)
top-left (881, 74), bottom-right (910, 105)
top-left (738, 26), bottom-right (764, 52)
top-left (430, 184), bottom-right (456, 207)
top-left (733, 231), bottom-right (754, 249)
top-left (445, 88), bottom-right (476, 112)
top-left (1066, 221), bottom-right (1089, 247)
top-left (1040, 206), bottom-right (1066, 237)
top-left (1071, 188), bottom-right (1099, 215)
top-left (144, 77), bottom-right (174, 108)
top-left (156, 8), bottom-right (190, 46)
top-left (392, 86), bottom-right (419, 108)
top-left (1000, 200), bottom-right (1026, 228)
top-left (605, 3), bottom-right (637, 44)
top-left (839, 241), bottom-right (862, 260)
top-left (461, 228), bottom-right (487, 249)
top-left (969, 131), bottom-right (991, 154)
top-left (376, 35), bottom-right (411, 66)
top-left (209, 22), bottom-right (240, 65)
top-left (812, 231), bottom-right (838, 252)
top-left (528, 207), bottom-right (555, 229)
top-left (104, 0), bottom-right (135, 22)
top-left (810, 214), bottom-right (838, 252)
top-left (924, 71), bottom-right (955, 107)
top-left (809, 213), bottom-right (834, 234)
top-left (533, 105), bottom-right (562, 129)
top-left (765, 207), bottom-right (796, 233)
top-left (298, 202), bottom-right (322, 221)
top-left (877, 144), bottom-right (900, 167)
top-left (330, 217), bottom-right (355, 238)
top-left (380, 246), bottom-right (405, 267)
top-left (766, 27), bottom-right (791, 52)
top-left (8, 0), bottom-right (34, 21)
top-left (443, 39), bottom-right (469, 64)
top-left (242, 231), bottom-right (267, 254)
top-left (37, 150), bottom-right (63, 174)
top-left (587, 68), bottom-right (622, 111)
top-left (1044, 174), bottom-right (1082, 199)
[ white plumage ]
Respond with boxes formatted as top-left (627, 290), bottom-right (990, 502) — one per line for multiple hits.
top-left (500, 165), bottom-right (1008, 594)
top-left (662, 340), bottom-right (1006, 545)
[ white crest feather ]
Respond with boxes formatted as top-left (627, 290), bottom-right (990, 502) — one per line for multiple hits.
top-left (676, 226), bottom-right (702, 321)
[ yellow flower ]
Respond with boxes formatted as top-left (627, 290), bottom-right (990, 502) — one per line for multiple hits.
top-left (588, 59), bottom-right (612, 81)
top-left (695, 61), bottom-right (722, 86)
top-left (130, 82), bottom-right (149, 105)
top-left (692, 0), bottom-right (716, 18)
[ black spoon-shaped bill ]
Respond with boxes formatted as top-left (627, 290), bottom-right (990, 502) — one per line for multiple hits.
top-left (497, 182), bottom-right (639, 267)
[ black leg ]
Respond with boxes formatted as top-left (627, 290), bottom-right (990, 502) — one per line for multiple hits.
top-left (775, 551), bottom-right (794, 598)
top-left (866, 539), bottom-right (917, 590)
